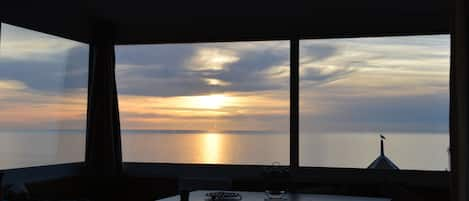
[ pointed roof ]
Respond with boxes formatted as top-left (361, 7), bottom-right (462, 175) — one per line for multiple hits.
top-left (367, 135), bottom-right (399, 170)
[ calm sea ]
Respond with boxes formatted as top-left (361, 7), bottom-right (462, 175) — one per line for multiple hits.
top-left (121, 131), bottom-right (449, 171)
top-left (0, 130), bottom-right (85, 170)
top-left (0, 131), bottom-right (449, 171)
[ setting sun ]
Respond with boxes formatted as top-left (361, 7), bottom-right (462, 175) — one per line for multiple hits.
top-left (193, 94), bottom-right (229, 109)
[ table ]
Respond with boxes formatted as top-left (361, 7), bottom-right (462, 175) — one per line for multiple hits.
top-left (157, 190), bottom-right (391, 201)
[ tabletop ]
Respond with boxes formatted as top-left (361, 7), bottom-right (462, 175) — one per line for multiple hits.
top-left (157, 190), bottom-right (391, 201)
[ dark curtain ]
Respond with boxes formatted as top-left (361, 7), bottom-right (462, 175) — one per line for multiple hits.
top-left (85, 23), bottom-right (122, 177)
top-left (0, 172), bottom-right (3, 200)
top-left (450, 0), bottom-right (469, 200)
top-left (84, 23), bottom-right (123, 200)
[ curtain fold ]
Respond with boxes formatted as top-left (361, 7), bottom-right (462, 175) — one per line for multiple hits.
top-left (85, 23), bottom-right (122, 177)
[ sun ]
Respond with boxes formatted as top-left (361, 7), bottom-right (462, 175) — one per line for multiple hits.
top-left (168, 94), bottom-right (236, 112)
top-left (194, 94), bottom-right (228, 109)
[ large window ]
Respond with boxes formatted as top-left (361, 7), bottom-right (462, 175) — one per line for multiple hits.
top-left (116, 41), bottom-right (290, 165)
top-left (299, 35), bottom-right (450, 171)
top-left (115, 35), bottom-right (449, 170)
top-left (0, 23), bottom-right (88, 169)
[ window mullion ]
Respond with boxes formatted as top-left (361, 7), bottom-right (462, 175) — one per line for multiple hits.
top-left (290, 39), bottom-right (300, 168)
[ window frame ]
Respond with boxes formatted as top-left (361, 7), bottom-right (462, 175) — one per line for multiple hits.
top-left (117, 35), bottom-right (451, 186)
top-left (116, 40), bottom-right (292, 166)
top-left (0, 21), bottom-right (451, 187)
top-left (0, 22), bottom-right (90, 170)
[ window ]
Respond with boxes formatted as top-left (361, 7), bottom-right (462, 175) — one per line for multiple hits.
top-left (299, 35), bottom-right (450, 171)
top-left (116, 41), bottom-right (290, 165)
top-left (0, 23), bottom-right (88, 169)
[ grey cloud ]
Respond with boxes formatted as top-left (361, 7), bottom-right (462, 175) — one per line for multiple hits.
top-left (301, 66), bottom-right (355, 86)
top-left (116, 45), bottom-right (216, 96)
top-left (116, 45), bottom-right (195, 78)
top-left (116, 45), bottom-right (194, 66)
top-left (301, 43), bottom-right (338, 62)
top-left (0, 46), bottom-right (89, 93)
top-left (299, 43), bottom-right (358, 86)
top-left (215, 49), bottom-right (289, 91)
top-left (117, 76), bottom-right (215, 97)
top-left (116, 44), bottom-right (290, 97)
top-left (63, 46), bottom-right (89, 91)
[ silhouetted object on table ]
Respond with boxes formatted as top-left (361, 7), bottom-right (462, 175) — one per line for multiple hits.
top-left (263, 162), bottom-right (290, 194)
top-left (368, 135), bottom-right (399, 170)
top-left (178, 177), bottom-right (232, 201)
top-left (206, 192), bottom-right (242, 201)
top-left (180, 190), bottom-right (189, 201)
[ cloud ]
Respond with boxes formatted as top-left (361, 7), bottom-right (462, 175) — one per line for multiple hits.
top-left (115, 36), bottom-right (450, 133)
top-left (0, 80), bottom-right (27, 90)
top-left (0, 24), bottom-right (451, 134)
top-left (0, 23), bottom-right (89, 130)
top-left (300, 43), bottom-right (338, 62)
top-left (188, 48), bottom-right (239, 71)
top-left (0, 83), bottom-right (87, 129)
top-left (1, 23), bottom-right (81, 62)
top-left (0, 45), bottom-right (89, 93)
top-left (301, 65), bottom-right (356, 86)
top-left (213, 48), bottom-right (289, 92)
top-left (299, 43), bottom-right (359, 86)
top-left (297, 36), bottom-right (450, 133)
top-left (116, 42), bottom-right (290, 97)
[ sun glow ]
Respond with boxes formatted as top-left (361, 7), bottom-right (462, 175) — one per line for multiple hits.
top-left (204, 78), bottom-right (231, 86)
top-left (191, 94), bottom-right (230, 110)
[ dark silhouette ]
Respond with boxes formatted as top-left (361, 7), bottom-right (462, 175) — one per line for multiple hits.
top-left (368, 134), bottom-right (399, 170)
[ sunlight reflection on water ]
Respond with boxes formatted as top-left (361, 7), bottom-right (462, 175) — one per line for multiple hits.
top-left (201, 133), bottom-right (223, 163)
top-left (121, 132), bottom-right (448, 171)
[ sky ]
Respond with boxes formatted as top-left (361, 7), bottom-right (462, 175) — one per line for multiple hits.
top-left (299, 36), bottom-right (449, 133)
top-left (0, 23), bottom-right (88, 130)
top-left (0, 23), bottom-right (450, 134)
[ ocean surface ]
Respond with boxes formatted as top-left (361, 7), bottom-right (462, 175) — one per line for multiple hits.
top-left (0, 130), bottom-right (85, 170)
top-left (0, 130), bottom-right (449, 171)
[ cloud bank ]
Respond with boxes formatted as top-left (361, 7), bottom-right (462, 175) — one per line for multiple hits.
top-left (0, 22), bottom-right (450, 133)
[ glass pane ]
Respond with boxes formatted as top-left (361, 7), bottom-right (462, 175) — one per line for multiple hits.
top-left (299, 35), bottom-right (450, 171)
top-left (116, 41), bottom-right (289, 165)
top-left (0, 23), bottom-right (88, 169)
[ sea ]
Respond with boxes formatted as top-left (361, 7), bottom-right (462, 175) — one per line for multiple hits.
top-left (0, 130), bottom-right (449, 171)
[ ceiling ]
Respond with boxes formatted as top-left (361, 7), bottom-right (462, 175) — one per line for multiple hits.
top-left (0, 0), bottom-right (452, 44)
